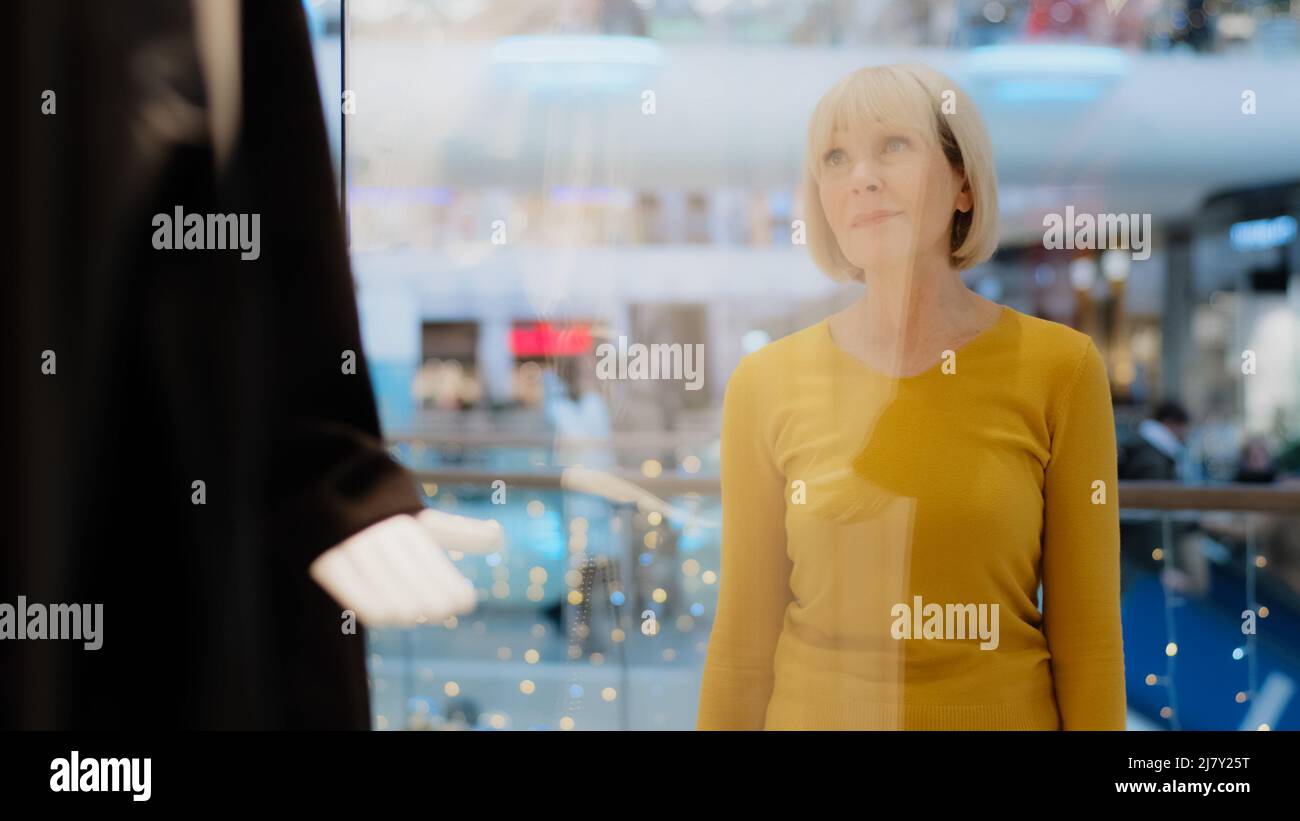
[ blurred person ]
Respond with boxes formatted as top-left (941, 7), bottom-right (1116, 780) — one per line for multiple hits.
top-left (544, 356), bottom-right (609, 444)
top-left (542, 354), bottom-right (617, 640)
top-left (1117, 400), bottom-right (1204, 595)
top-left (544, 354), bottom-right (615, 472)
top-left (1235, 434), bottom-right (1279, 484)
top-left (698, 63), bottom-right (1125, 730)
top-left (1120, 399), bottom-right (1190, 481)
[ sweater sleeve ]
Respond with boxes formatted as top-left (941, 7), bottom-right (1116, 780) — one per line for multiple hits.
top-left (1040, 340), bottom-right (1128, 730)
top-left (696, 354), bottom-right (794, 730)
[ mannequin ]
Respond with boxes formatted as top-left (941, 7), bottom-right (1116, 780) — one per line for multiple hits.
top-left (188, 0), bottom-right (501, 629)
top-left (2, 0), bottom-right (501, 729)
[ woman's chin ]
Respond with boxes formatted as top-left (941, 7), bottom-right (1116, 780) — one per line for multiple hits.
top-left (847, 249), bottom-right (911, 278)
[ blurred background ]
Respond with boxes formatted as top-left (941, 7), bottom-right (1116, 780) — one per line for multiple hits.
top-left (302, 0), bottom-right (1300, 730)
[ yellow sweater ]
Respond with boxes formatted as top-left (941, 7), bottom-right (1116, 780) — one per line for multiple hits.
top-left (697, 304), bottom-right (1126, 730)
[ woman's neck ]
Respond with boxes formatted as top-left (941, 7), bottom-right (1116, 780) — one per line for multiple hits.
top-left (831, 259), bottom-right (1001, 365)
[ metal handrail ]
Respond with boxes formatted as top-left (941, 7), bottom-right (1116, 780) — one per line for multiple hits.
top-left (390, 432), bottom-right (718, 449)
top-left (411, 468), bottom-right (1300, 513)
top-left (1116, 481), bottom-right (1300, 513)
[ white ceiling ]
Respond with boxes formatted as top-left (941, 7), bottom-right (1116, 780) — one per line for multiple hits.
top-left (344, 40), bottom-right (1300, 243)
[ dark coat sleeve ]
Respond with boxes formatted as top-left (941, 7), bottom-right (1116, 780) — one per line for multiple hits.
top-left (241, 0), bottom-right (425, 569)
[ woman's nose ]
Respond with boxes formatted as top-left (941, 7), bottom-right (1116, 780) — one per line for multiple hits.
top-left (850, 162), bottom-right (880, 193)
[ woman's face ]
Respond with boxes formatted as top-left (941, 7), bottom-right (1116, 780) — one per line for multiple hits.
top-left (817, 120), bottom-right (971, 277)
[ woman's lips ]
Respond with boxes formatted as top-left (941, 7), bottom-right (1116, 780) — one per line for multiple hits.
top-left (851, 210), bottom-right (900, 227)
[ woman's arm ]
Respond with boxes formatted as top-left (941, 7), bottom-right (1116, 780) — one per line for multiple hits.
top-left (697, 355), bottom-right (794, 730)
top-left (1041, 340), bottom-right (1128, 730)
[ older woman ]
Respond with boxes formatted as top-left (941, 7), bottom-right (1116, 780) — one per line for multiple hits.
top-left (698, 63), bottom-right (1125, 730)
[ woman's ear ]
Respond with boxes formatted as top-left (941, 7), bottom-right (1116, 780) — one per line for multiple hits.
top-left (955, 177), bottom-right (973, 214)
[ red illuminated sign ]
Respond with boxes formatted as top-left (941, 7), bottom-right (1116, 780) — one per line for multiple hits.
top-left (510, 322), bottom-right (593, 357)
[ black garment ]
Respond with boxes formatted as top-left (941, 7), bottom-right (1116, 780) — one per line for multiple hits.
top-left (1119, 438), bottom-right (1178, 481)
top-left (3, 1), bottom-right (424, 729)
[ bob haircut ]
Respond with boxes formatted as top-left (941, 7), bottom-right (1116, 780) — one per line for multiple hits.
top-left (802, 63), bottom-right (999, 281)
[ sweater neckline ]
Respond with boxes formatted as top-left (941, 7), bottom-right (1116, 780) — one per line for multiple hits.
top-left (821, 304), bottom-right (1012, 382)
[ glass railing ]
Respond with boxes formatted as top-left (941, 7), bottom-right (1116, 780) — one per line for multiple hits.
top-left (365, 442), bottom-right (1300, 730)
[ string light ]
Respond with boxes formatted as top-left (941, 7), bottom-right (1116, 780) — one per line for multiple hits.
top-left (1242, 515), bottom-right (1261, 719)
top-left (1156, 515), bottom-right (1182, 729)
top-left (1152, 507), bottom-right (1266, 730)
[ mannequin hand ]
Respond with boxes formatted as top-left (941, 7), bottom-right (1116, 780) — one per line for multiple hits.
top-left (414, 508), bottom-right (506, 555)
top-left (309, 510), bottom-right (505, 628)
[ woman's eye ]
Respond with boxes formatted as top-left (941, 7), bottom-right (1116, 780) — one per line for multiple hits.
top-left (823, 148), bottom-right (846, 166)
top-left (884, 136), bottom-right (909, 152)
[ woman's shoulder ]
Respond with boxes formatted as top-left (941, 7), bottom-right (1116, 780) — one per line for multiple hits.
top-left (719, 321), bottom-right (831, 413)
top-left (995, 307), bottom-right (1113, 429)
top-left (731, 319), bottom-right (828, 375)
top-left (1000, 306), bottom-right (1098, 383)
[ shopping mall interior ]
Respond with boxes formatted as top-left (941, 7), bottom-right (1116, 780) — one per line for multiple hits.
top-left (293, 0), bottom-right (1300, 730)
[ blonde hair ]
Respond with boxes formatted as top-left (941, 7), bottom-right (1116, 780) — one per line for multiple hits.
top-left (802, 63), bottom-right (998, 281)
